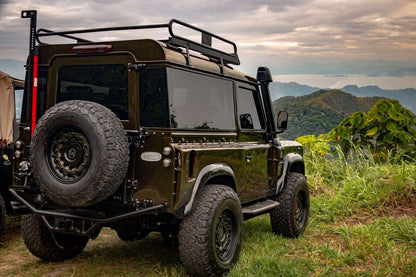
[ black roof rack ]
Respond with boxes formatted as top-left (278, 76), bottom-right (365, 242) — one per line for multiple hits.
top-left (26, 11), bottom-right (240, 65)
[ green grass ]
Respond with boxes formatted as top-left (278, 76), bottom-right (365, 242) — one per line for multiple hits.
top-left (0, 149), bottom-right (415, 276)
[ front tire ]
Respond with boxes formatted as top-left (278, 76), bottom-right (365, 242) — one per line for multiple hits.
top-left (270, 172), bottom-right (310, 238)
top-left (21, 214), bottom-right (89, 261)
top-left (179, 185), bottom-right (243, 277)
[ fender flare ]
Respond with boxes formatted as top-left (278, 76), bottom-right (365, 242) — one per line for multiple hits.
top-left (184, 163), bottom-right (236, 215)
top-left (275, 153), bottom-right (304, 194)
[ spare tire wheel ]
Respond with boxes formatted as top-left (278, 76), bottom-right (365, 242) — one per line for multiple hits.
top-left (30, 100), bottom-right (129, 207)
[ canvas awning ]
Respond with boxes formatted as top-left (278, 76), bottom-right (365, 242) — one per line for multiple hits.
top-left (0, 70), bottom-right (24, 144)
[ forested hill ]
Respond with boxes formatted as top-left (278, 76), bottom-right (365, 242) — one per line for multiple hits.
top-left (273, 89), bottom-right (384, 140)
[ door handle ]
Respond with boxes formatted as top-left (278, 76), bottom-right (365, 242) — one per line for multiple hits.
top-left (245, 154), bottom-right (253, 163)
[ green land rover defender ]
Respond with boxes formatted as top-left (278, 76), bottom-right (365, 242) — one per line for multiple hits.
top-left (10, 10), bottom-right (309, 276)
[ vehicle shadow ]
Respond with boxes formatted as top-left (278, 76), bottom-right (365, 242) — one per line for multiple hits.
top-left (70, 230), bottom-right (186, 276)
top-left (0, 215), bottom-right (21, 245)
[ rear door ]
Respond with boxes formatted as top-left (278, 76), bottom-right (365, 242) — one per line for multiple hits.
top-left (48, 54), bottom-right (137, 130)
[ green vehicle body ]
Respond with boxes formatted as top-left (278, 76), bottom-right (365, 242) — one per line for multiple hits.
top-left (9, 11), bottom-right (308, 275)
top-left (14, 34), bottom-right (304, 218)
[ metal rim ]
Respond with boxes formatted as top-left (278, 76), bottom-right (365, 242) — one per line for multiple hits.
top-left (214, 208), bottom-right (238, 264)
top-left (46, 125), bottom-right (92, 184)
top-left (295, 190), bottom-right (307, 227)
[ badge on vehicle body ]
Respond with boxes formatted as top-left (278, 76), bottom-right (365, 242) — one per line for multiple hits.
top-left (140, 152), bottom-right (162, 162)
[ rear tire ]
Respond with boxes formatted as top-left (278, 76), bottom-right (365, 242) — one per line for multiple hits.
top-left (270, 172), bottom-right (310, 238)
top-left (179, 185), bottom-right (243, 277)
top-left (21, 214), bottom-right (89, 261)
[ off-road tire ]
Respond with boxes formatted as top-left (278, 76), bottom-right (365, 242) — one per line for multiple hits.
top-left (21, 214), bottom-right (89, 261)
top-left (270, 172), bottom-right (310, 238)
top-left (30, 100), bottom-right (129, 207)
top-left (179, 185), bottom-right (243, 277)
top-left (0, 194), bottom-right (6, 237)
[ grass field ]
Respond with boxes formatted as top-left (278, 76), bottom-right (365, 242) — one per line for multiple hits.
top-left (0, 150), bottom-right (415, 276)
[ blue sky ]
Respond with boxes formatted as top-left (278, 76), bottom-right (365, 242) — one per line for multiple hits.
top-left (0, 0), bottom-right (415, 88)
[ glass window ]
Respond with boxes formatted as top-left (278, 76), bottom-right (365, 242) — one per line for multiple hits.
top-left (167, 68), bottom-right (235, 130)
top-left (139, 68), bottom-right (169, 127)
top-left (57, 64), bottom-right (128, 120)
top-left (237, 87), bottom-right (264, 130)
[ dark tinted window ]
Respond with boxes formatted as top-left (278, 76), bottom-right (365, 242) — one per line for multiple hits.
top-left (167, 68), bottom-right (235, 130)
top-left (139, 68), bottom-right (169, 127)
top-left (57, 64), bottom-right (128, 120)
top-left (237, 87), bottom-right (264, 130)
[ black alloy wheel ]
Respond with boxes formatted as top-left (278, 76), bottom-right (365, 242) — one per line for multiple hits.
top-left (214, 209), bottom-right (239, 264)
top-left (47, 125), bottom-right (91, 184)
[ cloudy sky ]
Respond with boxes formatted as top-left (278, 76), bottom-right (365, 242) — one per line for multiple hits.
top-left (0, 0), bottom-right (415, 89)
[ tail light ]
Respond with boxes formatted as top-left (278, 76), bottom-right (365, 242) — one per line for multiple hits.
top-left (72, 44), bottom-right (112, 54)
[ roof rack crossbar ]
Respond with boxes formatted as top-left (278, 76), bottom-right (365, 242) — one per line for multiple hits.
top-left (37, 28), bottom-right (92, 44)
top-left (167, 19), bottom-right (240, 65)
top-left (36, 23), bottom-right (169, 42)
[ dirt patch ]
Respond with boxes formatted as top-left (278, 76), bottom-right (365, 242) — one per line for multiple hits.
top-left (344, 214), bottom-right (374, 226)
top-left (383, 205), bottom-right (416, 218)
top-left (376, 195), bottom-right (416, 218)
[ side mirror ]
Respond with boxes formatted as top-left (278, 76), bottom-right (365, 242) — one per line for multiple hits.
top-left (276, 111), bottom-right (288, 130)
top-left (256, 67), bottom-right (273, 84)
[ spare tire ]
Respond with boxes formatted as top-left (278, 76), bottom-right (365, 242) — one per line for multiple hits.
top-left (30, 100), bottom-right (129, 207)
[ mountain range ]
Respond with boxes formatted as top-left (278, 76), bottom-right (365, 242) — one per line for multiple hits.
top-left (273, 90), bottom-right (384, 140)
top-left (270, 81), bottom-right (416, 113)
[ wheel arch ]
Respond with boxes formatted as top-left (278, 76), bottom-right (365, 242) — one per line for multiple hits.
top-left (276, 152), bottom-right (305, 194)
top-left (289, 159), bottom-right (305, 175)
top-left (183, 163), bottom-right (236, 215)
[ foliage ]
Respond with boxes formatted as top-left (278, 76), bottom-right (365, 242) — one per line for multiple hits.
top-left (329, 99), bottom-right (416, 161)
top-left (296, 134), bottom-right (331, 156)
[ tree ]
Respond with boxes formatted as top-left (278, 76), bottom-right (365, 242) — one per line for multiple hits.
top-left (329, 99), bottom-right (416, 161)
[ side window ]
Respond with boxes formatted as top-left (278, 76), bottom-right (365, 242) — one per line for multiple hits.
top-left (237, 87), bottom-right (264, 130)
top-left (167, 68), bottom-right (235, 130)
top-left (57, 64), bottom-right (129, 120)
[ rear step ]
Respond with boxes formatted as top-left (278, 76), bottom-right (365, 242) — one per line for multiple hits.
top-left (242, 199), bottom-right (279, 220)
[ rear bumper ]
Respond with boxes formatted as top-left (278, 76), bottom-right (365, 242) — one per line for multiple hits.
top-left (9, 188), bottom-right (166, 236)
